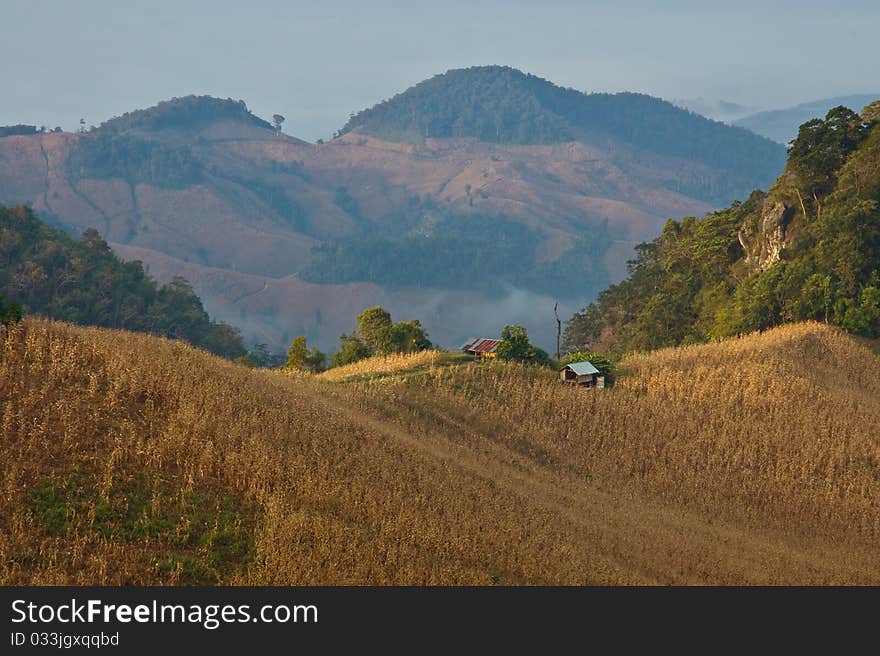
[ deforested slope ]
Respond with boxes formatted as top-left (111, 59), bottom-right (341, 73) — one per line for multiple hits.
top-left (2, 319), bottom-right (878, 584)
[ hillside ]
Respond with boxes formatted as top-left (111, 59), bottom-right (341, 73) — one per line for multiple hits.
top-left (566, 102), bottom-right (880, 355)
top-left (338, 66), bottom-right (785, 203)
top-left (734, 94), bottom-right (879, 143)
top-left (2, 318), bottom-right (879, 584)
top-left (0, 204), bottom-right (245, 358)
top-left (0, 70), bottom-right (787, 351)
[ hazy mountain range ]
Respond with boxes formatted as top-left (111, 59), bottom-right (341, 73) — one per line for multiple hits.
top-left (673, 98), bottom-right (757, 123)
top-left (0, 66), bottom-right (788, 351)
top-left (732, 94), bottom-right (880, 144)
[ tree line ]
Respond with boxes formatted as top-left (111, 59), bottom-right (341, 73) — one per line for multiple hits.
top-left (0, 204), bottom-right (246, 358)
top-left (565, 104), bottom-right (880, 355)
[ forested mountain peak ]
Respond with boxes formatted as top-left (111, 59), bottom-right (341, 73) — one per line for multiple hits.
top-left (338, 65), bottom-right (786, 197)
top-left (0, 74), bottom-right (794, 351)
top-left (565, 103), bottom-right (880, 355)
top-left (97, 95), bottom-right (273, 135)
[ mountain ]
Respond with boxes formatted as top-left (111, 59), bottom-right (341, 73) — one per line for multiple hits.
top-left (339, 66), bottom-right (784, 203)
top-left (4, 317), bottom-right (880, 584)
top-left (672, 97), bottom-right (756, 123)
top-left (0, 203), bottom-right (245, 358)
top-left (0, 69), bottom-right (787, 352)
top-left (734, 94), bottom-right (880, 143)
top-left (565, 103), bottom-right (880, 356)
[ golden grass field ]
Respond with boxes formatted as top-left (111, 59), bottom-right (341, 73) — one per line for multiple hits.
top-left (2, 318), bottom-right (879, 584)
top-left (316, 349), bottom-right (462, 381)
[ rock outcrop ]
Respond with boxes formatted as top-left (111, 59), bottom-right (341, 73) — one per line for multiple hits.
top-left (739, 200), bottom-right (796, 271)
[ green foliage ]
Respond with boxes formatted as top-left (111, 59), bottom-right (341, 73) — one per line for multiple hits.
top-left (301, 212), bottom-right (610, 298)
top-left (0, 124), bottom-right (38, 137)
top-left (389, 319), bottom-right (433, 353)
top-left (210, 168), bottom-right (306, 230)
top-left (357, 306), bottom-right (394, 353)
top-left (285, 335), bottom-right (327, 372)
top-left (332, 306), bottom-right (432, 366)
top-left (332, 333), bottom-right (371, 367)
top-left (496, 324), bottom-right (550, 365)
top-left (334, 186), bottom-right (361, 218)
top-left (565, 114), bottom-right (880, 354)
top-left (68, 96), bottom-right (274, 190)
top-left (560, 351), bottom-right (613, 377)
top-left (69, 132), bottom-right (202, 188)
top-left (862, 101), bottom-right (880, 125)
top-left (0, 204), bottom-right (246, 358)
top-left (27, 470), bottom-right (257, 584)
top-left (787, 106), bottom-right (872, 197)
top-left (0, 293), bottom-right (23, 327)
top-left (338, 65), bottom-right (785, 203)
top-left (98, 95), bottom-right (272, 134)
top-left (245, 343), bottom-right (286, 369)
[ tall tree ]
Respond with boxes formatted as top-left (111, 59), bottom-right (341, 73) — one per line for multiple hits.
top-left (0, 293), bottom-right (23, 327)
top-left (496, 324), bottom-right (549, 364)
top-left (272, 114), bottom-right (285, 134)
top-left (357, 306), bottom-right (394, 354)
top-left (285, 335), bottom-right (326, 372)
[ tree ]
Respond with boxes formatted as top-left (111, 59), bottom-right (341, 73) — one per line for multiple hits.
top-left (799, 274), bottom-right (833, 323)
top-left (560, 350), bottom-right (613, 377)
top-left (496, 324), bottom-right (549, 365)
top-left (285, 335), bottom-right (326, 372)
top-left (332, 333), bottom-right (370, 367)
top-left (861, 101), bottom-right (880, 125)
top-left (357, 306), bottom-right (394, 354)
top-left (246, 343), bottom-right (285, 368)
top-left (0, 204), bottom-right (246, 358)
top-left (272, 114), bottom-right (285, 134)
top-left (788, 106), bottom-right (870, 197)
top-left (388, 319), bottom-right (432, 353)
top-left (0, 294), bottom-right (23, 327)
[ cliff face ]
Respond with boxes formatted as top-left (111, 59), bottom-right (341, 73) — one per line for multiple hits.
top-left (738, 199), bottom-right (797, 271)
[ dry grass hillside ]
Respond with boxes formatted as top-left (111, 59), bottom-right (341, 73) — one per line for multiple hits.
top-left (316, 350), bottom-right (465, 382)
top-left (2, 319), bottom-right (879, 584)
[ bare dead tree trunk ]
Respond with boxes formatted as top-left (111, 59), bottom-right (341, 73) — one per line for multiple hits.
top-left (795, 187), bottom-right (808, 218)
top-left (554, 302), bottom-right (561, 361)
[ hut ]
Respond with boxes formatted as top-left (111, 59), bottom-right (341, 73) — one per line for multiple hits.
top-left (461, 337), bottom-right (501, 359)
top-left (560, 361), bottom-right (604, 389)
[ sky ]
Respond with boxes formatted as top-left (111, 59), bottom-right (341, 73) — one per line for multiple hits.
top-left (3, 0), bottom-right (879, 142)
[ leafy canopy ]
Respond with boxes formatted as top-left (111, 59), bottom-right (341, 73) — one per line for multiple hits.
top-left (0, 293), bottom-right (23, 327)
top-left (565, 106), bottom-right (880, 355)
top-left (285, 336), bottom-right (327, 372)
top-left (0, 204), bottom-right (245, 358)
top-left (338, 65), bottom-right (785, 203)
top-left (332, 306), bottom-right (433, 367)
top-left (496, 324), bottom-right (550, 365)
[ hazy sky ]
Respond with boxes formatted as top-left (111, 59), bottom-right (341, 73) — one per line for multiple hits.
top-left (4, 0), bottom-right (878, 141)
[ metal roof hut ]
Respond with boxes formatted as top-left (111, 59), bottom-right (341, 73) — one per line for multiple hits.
top-left (560, 361), bottom-right (605, 389)
top-left (461, 337), bottom-right (501, 358)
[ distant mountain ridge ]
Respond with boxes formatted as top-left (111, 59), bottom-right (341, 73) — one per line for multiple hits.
top-left (0, 67), bottom-right (790, 351)
top-left (98, 95), bottom-right (274, 134)
top-left (734, 94), bottom-right (879, 143)
top-left (673, 98), bottom-right (755, 123)
top-left (339, 65), bottom-right (785, 204)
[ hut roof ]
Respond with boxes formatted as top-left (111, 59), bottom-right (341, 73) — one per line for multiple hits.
top-left (462, 337), bottom-right (501, 354)
top-left (564, 361), bottom-right (600, 376)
